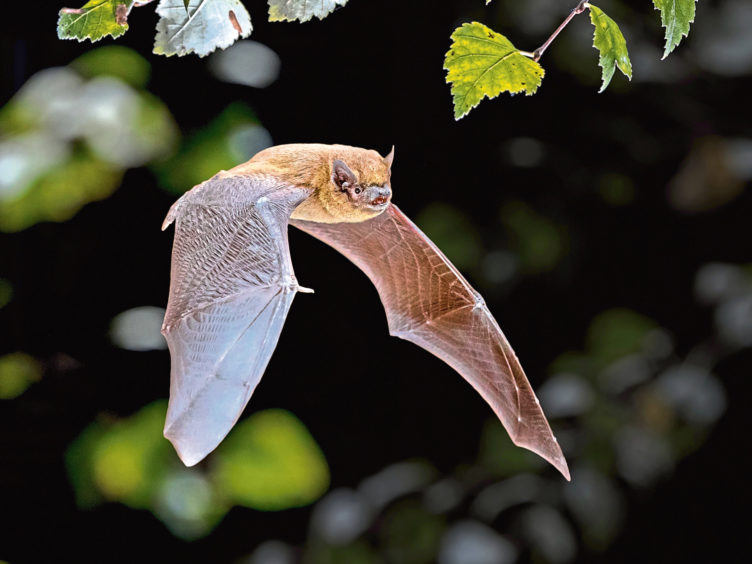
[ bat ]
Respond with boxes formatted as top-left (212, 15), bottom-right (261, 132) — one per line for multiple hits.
top-left (161, 143), bottom-right (570, 480)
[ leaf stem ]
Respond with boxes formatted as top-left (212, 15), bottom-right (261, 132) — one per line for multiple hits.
top-left (529, 0), bottom-right (590, 62)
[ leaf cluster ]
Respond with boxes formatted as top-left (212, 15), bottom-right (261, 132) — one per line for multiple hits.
top-left (58, 0), bottom-right (349, 57)
top-left (445, 1), bottom-right (698, 119)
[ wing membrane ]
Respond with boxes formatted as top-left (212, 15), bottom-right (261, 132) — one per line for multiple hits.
top-left (163, 175), bottom-right (310, 466)
top-left (291, 204), bottom-right (570, 480)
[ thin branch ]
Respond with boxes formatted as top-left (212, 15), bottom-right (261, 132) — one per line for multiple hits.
top-left (522, 0), bottom-right (590, 62)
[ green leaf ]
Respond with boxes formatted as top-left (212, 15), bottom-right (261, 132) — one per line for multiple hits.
top-left (268, 0), bottom-right (348, 22)
top-left (444, 22), bottom-right (544, 120)
top-left (154, 0), bottom-right (252, 58)
top-left (212, 409), bottom-right (329, 511)
top-left (58, 0), bottom-right (134, 43)
top-left (653, 0), bottom-right (697, 58)
top-left (589, 4), bottom-right (632, 93)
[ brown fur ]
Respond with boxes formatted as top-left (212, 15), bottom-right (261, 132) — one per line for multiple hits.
top-left (223, 144), bottom-right (393, 223)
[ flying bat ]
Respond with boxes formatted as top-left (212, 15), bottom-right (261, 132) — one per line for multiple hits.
top-left (161, 143), bottom-right (570, 480)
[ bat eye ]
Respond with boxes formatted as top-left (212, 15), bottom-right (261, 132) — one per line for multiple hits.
top-left (354, 187), bottom-right (362, 195)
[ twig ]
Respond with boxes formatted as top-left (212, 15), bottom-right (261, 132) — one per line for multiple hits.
top-left (522, 0), bottom-right (591, 62)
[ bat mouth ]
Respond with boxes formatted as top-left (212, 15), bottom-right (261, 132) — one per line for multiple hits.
top-left (364, 186), bottom-right (392, 211)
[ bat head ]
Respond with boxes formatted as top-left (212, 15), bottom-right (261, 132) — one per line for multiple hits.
top-left (237, 143), bottom-right (394, 224)
top-left (304, 144), bottom-right (392, 223)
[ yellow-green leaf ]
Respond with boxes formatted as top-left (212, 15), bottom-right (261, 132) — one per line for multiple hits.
top-left (58, 0), bottom-right (134, 43)
top-left (653, 0), bottom-right (697, 59)
top-left (444, 22), bottom-right (544, 120)
top-left (589, 4), bottom-right (632, 93)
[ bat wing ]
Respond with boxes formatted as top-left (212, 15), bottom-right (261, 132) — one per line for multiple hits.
top-left (291, 204), bottom-right (570, 480)
top-left (162, 174), bottom-right (312, 466)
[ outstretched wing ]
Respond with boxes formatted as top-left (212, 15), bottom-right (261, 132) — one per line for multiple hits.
top-left (291, 204), bottom-right (570, 480)
top-left (162, 174), bottom-right (312, 466)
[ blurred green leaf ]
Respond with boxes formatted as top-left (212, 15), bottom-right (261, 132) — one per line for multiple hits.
top-left (589, 5), bottom-right (632, 93)
top-left (416, 203), bottom-right (483, 271)
top-left (598, 173), bottom-right (635, 206)
top-left (58, 0), bottom-right (134, 43)
top-left (653, 0), bottom-right (697, 59)
top-left (586, 309), bottom-right (657, 366)
top-left (0, 278), bottom-right (12, 309)
top-left (153, 103), bottom-right (264, 194)
top-left (501, 201), bottom-right (566, 274)
top-left (0, 352), bottom-right (42, 400)
top-left (0, 151), bottom-right (122, 232)
top-left (66, 401), bottom-right (172, 509)
top-left (306, 541), bottom-right (381, 564)
top-left (212, 409), bottom-right (330, 511)
top-left (66, 420), bottom-right (109, 507)
top-left (154, 0), bottom-right (252, 58)
top-left (71, 46), bottom-right (150, 88)
top-left (268, 0), bottom-right (349, 22)
top-left (380, 500), bottom-right (444, 564)
top-left (444, 22), bottom-right (544, 119)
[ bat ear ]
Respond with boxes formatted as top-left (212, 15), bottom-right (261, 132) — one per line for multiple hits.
top-left (384, 145), bottom-right (395, 169)
top-left (332, 159), bottom-right (357, 189)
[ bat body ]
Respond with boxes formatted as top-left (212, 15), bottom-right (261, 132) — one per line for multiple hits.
top-left (162, 144), bottom-right (570, 480)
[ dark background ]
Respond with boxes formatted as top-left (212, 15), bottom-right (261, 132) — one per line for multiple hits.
top-left (1, 0), bottom-right (751, 562)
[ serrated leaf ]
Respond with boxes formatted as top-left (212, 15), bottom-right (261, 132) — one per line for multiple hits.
top-left (589, 5), bottom-right (632, 93)
top-left (154, 0), bottom-right (252, 58)
top-left (58, 0), bottom-right (134, 43)
top-left (653, 0), bottom-right (697, 58)
top-left (267, 0), bottom-right (348, 23)
top-left (444, 22), bottom-right (544, 120)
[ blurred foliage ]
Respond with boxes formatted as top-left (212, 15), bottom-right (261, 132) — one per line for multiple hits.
top-left (153, 103), bottom-right (271, 194)
top-left (0, 352), bottom-right (42, 400)
top-left (241, 261), bottom-right (752, 562)
top-left (0, 278), bottom-right (12, 310)
top-left (0, 47), bottom-right (176, 232)
top-left (71, 46), bottom-right (151, 88)
top-left (501, 201), bottom-right (567, 274)
top-left (212, 409), bottom-right (330, 511)
top-left (668, 136), bottom-right (748, 213)
top-left (66, 401), bottom-right (329, 539)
